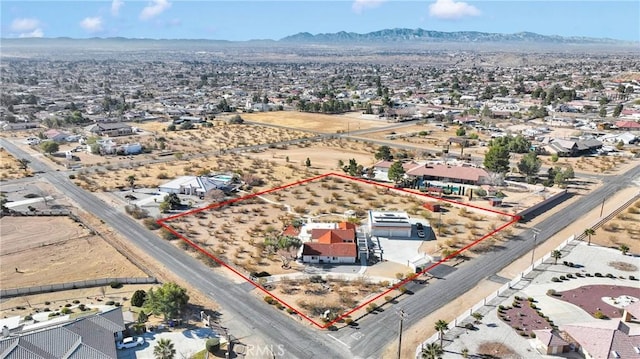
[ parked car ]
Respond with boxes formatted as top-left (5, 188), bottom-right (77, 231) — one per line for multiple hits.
top-left (117, 336), bottom-right (144, 350)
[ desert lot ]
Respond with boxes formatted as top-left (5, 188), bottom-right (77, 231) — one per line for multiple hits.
top-left (0, 216), bottom-right (146, 291)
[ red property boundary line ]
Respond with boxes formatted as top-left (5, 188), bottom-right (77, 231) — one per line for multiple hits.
top-left (158, 172), bottom-right (520, 329)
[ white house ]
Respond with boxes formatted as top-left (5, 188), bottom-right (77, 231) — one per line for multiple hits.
top-left (367, 211), bottom-right (412, 238)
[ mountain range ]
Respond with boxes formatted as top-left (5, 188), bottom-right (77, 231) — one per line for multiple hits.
top-left (278, 28), bottom-right (625, 44)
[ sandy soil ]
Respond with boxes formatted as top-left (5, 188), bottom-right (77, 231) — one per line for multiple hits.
top-left (0, 147), bottom-right (32, 180)
top-left (241, 111), bottom-right (392, 133)
top-left (0, 217), bottom-right (146, 290)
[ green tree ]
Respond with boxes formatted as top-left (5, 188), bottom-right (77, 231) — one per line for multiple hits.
top-left (619, 244), bottom-right (629, 255)
top-left (434, 319), bottom-right (449, 348)
top-left (421, 342), bottom-right (443, 359)
top-left (342, 158), bottom-right (363, 177)
top-left (483, 145), bottom-right (511, 174)
top-left (17, 158), bottom-right (30, 173)
top-left (179, 121), bottom-right (194, 130)
top-left (509, 135), bottom-right (532, 153)
top-left (599, 106), bottom-right (607, 118)
top-left (264, 235), bottom-right (302, 268)
top-left (131, 289), bottom-right (147, 307)
top-left (517, 152), bottom-right (541, 183)
top-left (143, 282), bottom-right (189, 321)
top-left (551, 250), bottom-right (562, 264)
top-left (374, 145), bottom-right (393, 161)
top-left (583, 228), bottom-right (595, 246)
top-left (40, 141), bottom-right (59, 154)
top-left (163, 193), bottom-right (181, 210)
top-left (153, 338), bottom-right (176, 359)
top-left (305, 157), bottom-right (311, 168)
top-left (613, 104), bottom-right (623, 117)
top-left (551, 153), bottom-right (559, 163)
top-left (455, 127), bottom-right (466, 137)
top-left (387, 161), bottom-right (405, 183)
top-left (127, 175), bottom-right (136, 192)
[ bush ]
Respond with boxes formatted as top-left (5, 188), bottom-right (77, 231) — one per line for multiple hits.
top-left (60, 307), bottom-right (72, 315)
top-left (78, 304), bottom-right (86, 311)
top-left (594, 311), bottom-right (607, 319)
top-left (606, 273), bottom-right (615, 278)
top-left (559, 275), bottom-right (566, 281)
top-left (143, 218), bottom-right (161, 230)
top-left (595, 273), bottom-right (603, 277)
top-left (105, 300), bottom-right (115, 306)
top-left (68, 174), bottom-right (76, 179)
top-left (464, 323), bottom-right (475, 330)
top-left (72, 300), bottom-right (80, 304)
top-left (206, 337), bottom-right (221, 354)
top-left (527, 297), bottom-right (534, 302)
top-left (251, 271), bottom-right (271, 278)
top-left (24, 315), bottom-right (33, 321)
top-left (286, 308), bottom-right (296, 314)
top-left (264, 296), bottom-right (275, 305)
top-left (131, 290), bottom-right (147, 307)
top-left (566, 274), bottom-right (574, 279)
top-left (546, 289), bottom-right (556, 296)
top-left (551, 277), bottom-right (560, 282)
top-left (630, 275), bottom-right (637, 280)
top-left (160, 228), bottom-right (179, 240)
top-left (109, 281), bottom-right (123, 289)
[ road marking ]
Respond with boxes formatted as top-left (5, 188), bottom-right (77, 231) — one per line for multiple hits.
top-left (327, 334), bottom-right (351, 349)
top-left (351, 332), bottom-right (364, 340)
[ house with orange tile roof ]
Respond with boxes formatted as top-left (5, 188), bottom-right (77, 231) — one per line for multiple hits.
top-left (300, 221), bottom-right (358, 264)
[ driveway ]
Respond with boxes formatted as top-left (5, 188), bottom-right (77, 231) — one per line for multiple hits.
top-left (117, 327), bottom-right (218, 359)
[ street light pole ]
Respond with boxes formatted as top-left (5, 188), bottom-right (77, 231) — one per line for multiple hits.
top-left (397, 309), bottom-right (406, 359)
top-left (530, 233), bottom-right (536, 265)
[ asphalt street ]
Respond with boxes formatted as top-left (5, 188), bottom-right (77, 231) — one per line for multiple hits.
top-left (2, 136), bottom-right (638, 359)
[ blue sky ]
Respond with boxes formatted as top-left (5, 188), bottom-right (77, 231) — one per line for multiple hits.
top-left (2, 1), bottom-right (639, 42)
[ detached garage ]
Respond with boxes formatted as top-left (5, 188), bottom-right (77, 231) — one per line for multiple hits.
top-left (368, 211), bottom-right (412, 238)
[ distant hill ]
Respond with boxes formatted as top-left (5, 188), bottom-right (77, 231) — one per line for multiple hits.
top-left (279, 28), bottom-right (626, 44)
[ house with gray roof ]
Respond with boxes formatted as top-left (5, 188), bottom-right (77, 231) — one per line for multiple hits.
top-left (0, 307), bottom-right (125, 359)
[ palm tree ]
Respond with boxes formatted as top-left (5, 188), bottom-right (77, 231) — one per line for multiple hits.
top-left (153, 338), bottom-right (175, 359)
top-left (421, 342), bottom-right (443, 359)
top-left (434, 319), bottom-right (449, 348)
top-left (619, 244), bottom-right (629, 255)
top-left (583, 228), bottom-right (595, 246)
top-left (127, 175), bottom-right (136, 192)
top-left (461, 348), bottom-right (469, 358)
top-left (551, 250), bottom-right (562, 264)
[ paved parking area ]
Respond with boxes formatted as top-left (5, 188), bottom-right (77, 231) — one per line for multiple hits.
top-left (117, 327), bottom-right (218, 359)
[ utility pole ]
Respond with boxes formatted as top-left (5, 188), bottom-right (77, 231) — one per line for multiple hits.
top-left (397, 309), bottom-right (407, 359)
top-left (530, 228), bottom-right (540, 266)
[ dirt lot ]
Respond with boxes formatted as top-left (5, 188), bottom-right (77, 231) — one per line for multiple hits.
top-left (164, 173), bottom-right (519, 324)
top-left (241, 111), bottom-right (392, 133)
top-left (0, 216), bottom-right (146, 290)
top-left (0, 147), bottom-right (32, 180)
top-left (592, 198), bottom-right (640, 253)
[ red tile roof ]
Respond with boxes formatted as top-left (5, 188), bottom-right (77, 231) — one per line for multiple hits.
top-left (301, 242), bottom-right (357, 258)
top-left (282, 225), bottom-right (300, 237)
top-left (311, 229), bottom-right (355, 244)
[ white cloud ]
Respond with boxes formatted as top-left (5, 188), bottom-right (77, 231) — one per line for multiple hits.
top-left (80, 16), bottom-right (103, 33)
top-left (352, 0), bottom-right (385, 14)
top-left (429, 0), bottom-right (480, 20)
top-left (18, 28), bottom-right (44, 38)
top-left (140, 0), bottom-right (171, 21)
top-left (10, 18), bottom-right (40, 32)
top-left (111, 0), bottom-right (124, 16)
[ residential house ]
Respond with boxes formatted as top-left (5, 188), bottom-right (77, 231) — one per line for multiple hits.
top-left (559, 319), bottom-right (640, 359)
top-left (615, 120), bottom-right (640, 130)
top-left (0, 307), bottom-right (126, 359)
top-left (544, 138), bottom-right (602, 157)
top-left (406, 163), bottom-right (489, 186)
top-left (44, 129), bottom-right (70, 143)
top-left (301, 222), bottom-right (357, 264)
top-left (87, 123), bottom-right (133, 137)
top-left (158, 174), bottom-right (238, 196)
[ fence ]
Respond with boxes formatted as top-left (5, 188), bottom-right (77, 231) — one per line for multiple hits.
top-left (517, 189), bottom-right (568, 220)
top-left (415, 191), bottom-right (640, 358)
top-left (0, 277), bottom-right (157, 298)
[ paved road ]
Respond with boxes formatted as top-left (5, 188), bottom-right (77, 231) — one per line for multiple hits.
top-left (333, 161), bottom-right (640, 358)
top-left (3, 136), bottom-right (639, 359)
top-left (0, 138), bottom-right (347, 359)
